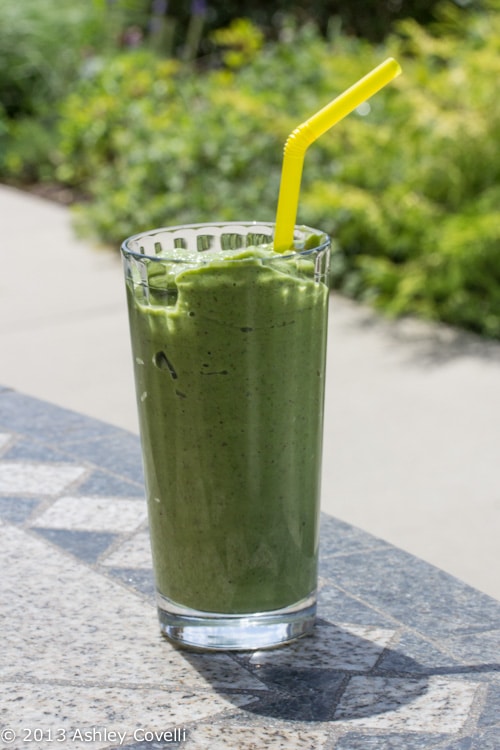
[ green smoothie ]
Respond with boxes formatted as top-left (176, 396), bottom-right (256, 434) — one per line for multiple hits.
top-left (125, 231), bottom-right (329, 614)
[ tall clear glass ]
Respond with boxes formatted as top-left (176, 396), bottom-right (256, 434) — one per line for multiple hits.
top-left (121, 222), bottom-right (330, 650)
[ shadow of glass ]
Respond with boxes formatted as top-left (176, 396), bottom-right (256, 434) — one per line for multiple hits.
top-left (176, 617), bottom-right (500, 723)
top-left (176, 619), bottom-right (427, 723)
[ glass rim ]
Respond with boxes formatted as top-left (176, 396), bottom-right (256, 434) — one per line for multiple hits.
top-left (120, 221), bottom-right (330, 264)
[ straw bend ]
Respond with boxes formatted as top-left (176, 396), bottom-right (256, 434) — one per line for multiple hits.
top-left (284, 124), bottom-right (318, 158)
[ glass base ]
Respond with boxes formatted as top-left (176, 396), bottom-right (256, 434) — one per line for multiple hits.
top-left (157, 591), bottom-right (317, 651)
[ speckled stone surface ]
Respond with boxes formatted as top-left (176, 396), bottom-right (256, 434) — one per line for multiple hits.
top-left (1, 387), bottom-right (499, 750)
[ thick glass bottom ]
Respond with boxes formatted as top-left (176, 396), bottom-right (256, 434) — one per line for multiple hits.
top-left (157, 591), bottom-right (317, 651)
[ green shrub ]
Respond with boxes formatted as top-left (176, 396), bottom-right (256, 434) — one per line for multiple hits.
top-left (0, 0), bottom-right (121, 182)
top-left (301, 2), bottom-right (500, 336)
top-left (0, 0), bottom-right (116, 117)
top-left (56, 22), bottom-right (382, 239)
top-left (28, 3), bottom-right (500, 338)
top-left (56, 43), bottom-right (289, 241)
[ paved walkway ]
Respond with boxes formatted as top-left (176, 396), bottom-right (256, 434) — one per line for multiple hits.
top-left (1, 184), bottom-right (499, 600)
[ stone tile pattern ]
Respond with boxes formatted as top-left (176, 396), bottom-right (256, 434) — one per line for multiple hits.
top-left (0, 388), bottom-right (499, 750)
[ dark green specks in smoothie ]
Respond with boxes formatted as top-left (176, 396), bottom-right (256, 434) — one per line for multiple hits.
top-left (126, 243), bottom-right (329, 614)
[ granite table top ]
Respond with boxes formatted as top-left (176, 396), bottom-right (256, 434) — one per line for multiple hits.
top-left (1, 385), bottom-right (499, 750)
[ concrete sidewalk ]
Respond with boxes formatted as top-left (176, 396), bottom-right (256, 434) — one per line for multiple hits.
top-left (1, 184), bottom-right (499, 600)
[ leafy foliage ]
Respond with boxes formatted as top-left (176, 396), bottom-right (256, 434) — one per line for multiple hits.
top-left (0, 0), bottom-right (119, 181)
top-left (301, 3), bottom-right (500, 336)
top-left (1, 1), bottom-right (500, 337)
top-left (0, 0), bottom-right (117, 117)
top-left (55, 4), bottom-right (500, 337)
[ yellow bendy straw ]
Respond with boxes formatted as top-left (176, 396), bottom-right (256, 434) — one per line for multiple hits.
top-left (273, 57), bottom-right (402, 252)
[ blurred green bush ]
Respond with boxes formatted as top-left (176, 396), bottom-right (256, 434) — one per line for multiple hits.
top-left (301, 3), bottom-right (500, 337)
top-left (54, 22), bottom-right (381, 241)
top-left (53, 4), bottom-right (500, 337)
top-left (0, 0), bottom-right (118, 181)
top-left (1, 0), bottom-right (499, 338)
